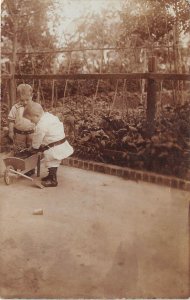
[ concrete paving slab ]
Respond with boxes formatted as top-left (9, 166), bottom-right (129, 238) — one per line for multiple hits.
top-left (0, 164), bottom-right (189, 298)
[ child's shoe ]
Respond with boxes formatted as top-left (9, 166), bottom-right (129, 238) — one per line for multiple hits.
top-left (41, 167), bottom-right (58, 187)
top-left (41, 167), bottom-right (55, 182)
top-left (41, 176), bottom-right (58, 187)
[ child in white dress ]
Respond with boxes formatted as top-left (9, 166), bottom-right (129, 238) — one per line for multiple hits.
top-left (23, 102), bottom-right (74, 187)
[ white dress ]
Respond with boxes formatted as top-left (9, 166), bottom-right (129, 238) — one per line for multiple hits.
top-left (33, 112), bottom-right (74, 167)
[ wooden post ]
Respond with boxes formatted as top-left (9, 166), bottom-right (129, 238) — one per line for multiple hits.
top-left (4, 63), bottom-right (11, 110)
top-left (9, 15), bottom-right (17, 107)
top-left (36, 90), bottom-right (40, 103)
top-left (4, 1), bottom-right (17, 107)
top-left (7, 62), bottom-right (15, 109)
top-left (51, 79), bottom-right (55, 107)
top-left (146, 56), bottom-right (157, 137)
top-left (55, 85), bottom-right (58, 107)
top-left (37, 154), bottom-right (41, 177)
top-left (9, 62), bottom-right (16, 106)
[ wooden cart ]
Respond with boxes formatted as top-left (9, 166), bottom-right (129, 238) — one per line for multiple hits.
top-left (3, 153), bottom-right (41, 186)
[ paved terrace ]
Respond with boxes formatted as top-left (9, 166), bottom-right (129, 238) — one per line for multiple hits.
top-left (0, 164), bottom-right (189, 298)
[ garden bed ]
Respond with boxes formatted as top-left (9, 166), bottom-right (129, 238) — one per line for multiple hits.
top-left (1, 94), bottom-right (190, 180)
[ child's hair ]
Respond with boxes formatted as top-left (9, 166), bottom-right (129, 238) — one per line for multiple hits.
top-left (17, 84), bottom-right (33, 96)
top-left (23, 102), bottom-right (44, 118)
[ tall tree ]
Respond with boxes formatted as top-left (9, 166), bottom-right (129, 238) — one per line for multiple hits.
top-left (1, 0), bottom-right (58, 105)
top-left (1, 0), bottom-right (57, 73)
top-left (118, 0), bottom-right (190, 71)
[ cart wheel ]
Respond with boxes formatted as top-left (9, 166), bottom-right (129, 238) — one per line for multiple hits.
top-left (4, 165), bottom-right (15, 185)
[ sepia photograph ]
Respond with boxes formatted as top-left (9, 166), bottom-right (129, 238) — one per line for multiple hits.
top-left (0, 0), bottom-right (190, 298)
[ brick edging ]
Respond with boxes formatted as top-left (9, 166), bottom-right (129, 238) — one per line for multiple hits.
top-left (61, 157), bottom-right (190, 191)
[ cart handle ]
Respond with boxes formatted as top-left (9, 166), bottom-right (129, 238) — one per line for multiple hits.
top-left (8, 168), bottom-right (44, 189)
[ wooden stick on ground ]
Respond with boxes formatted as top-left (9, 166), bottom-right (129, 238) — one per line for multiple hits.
top-left (9, 168), bottom-right (44, 189)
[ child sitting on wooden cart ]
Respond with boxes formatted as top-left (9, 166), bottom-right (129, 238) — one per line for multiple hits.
top-left (23, 102), bottom-right (74, 187)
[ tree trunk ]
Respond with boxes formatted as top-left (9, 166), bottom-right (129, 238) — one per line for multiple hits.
top-left (9, 18), bottom-right (17, 107)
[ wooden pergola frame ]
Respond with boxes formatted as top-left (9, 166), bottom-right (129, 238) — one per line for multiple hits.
top-left (1, 57), bottom-right (190, 137)
top-left (2, 73), bottom-right (190, 81)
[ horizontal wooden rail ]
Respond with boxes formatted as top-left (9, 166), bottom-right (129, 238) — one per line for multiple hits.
top-left (1, 75), bottom-right (12, 79)
top-left (14, 73), bottom-right (148, 80)
top-left (14, 73), bottom-right (190, 81)
top-left (1, 73), bottom-right (190, 81)
top-left (149, 73), bottom-right (190, 81)
top-left (1, 45), bottom-right (175, 56)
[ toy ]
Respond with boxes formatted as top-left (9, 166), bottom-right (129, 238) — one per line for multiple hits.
top-left (3, 149), bottom-right (43, 188)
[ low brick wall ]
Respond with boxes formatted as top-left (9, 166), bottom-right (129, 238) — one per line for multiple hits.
top-left (62, 157), bottom-right (190, 192)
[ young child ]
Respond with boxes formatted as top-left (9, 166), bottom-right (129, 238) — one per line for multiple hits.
top-left (8, 84), bottom-right (35, 155)
top-left (23, 102), bottom-right (74, 187)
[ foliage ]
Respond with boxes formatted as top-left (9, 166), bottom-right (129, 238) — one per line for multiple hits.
top-left (1, 0), bottom-right (57, 74)
top-left (58, 96), bottom-right (190, 180)
top-left (11, 85), bottom-right (185, 179)
top-left (118, 0), bottom-right (190, 72)
top-left (119, 0), bottom-right (190, 44)
top-left (2, 0), bottom-right (190, 76)
top-left (1, 87), bottom-right (190, 179)
top-left (1, 0), bottom-right (190, 179)
top-left (53, 0), bottom-right (190, 75)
